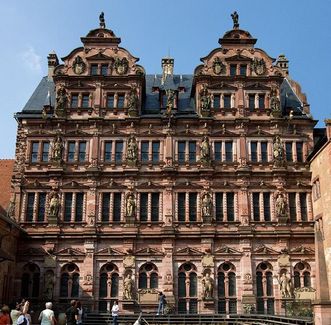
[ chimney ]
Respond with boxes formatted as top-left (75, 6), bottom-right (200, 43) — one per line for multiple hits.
top-left (276, 54), bottom-right (289, 75)
top-left (326, 119), bottom-right (331, 141)
top-left (161, 57), bottom-right (174, 84)
top-left (47, 51), bottom-right (59, 80)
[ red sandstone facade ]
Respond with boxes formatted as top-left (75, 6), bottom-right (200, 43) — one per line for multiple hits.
top-left (10, 15), bottom-right (317, 316)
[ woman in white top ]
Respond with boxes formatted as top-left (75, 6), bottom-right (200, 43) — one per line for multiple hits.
top-left (76, 301), bottom-right (83, 325)
top-left (38, 302), bottom-right (56, 325)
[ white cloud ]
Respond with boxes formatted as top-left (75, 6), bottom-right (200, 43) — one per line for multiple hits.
top-left (21, 46), bottom-right (42, 73)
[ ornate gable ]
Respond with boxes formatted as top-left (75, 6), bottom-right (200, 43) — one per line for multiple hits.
top-left (253, 244), bottom-right (279, 255)
top-left (214, 246), bottom-right (242, 255)
top-left (176, 247), bottom-right (203, 256)
top-left (290, 246), bottom-right (315, 255)
top-left (95, 247), bottom-right (124, 256)
top-left (135, 247), bottom-right (164, 256)
top-left (55, 247), bottom-right (86, 256)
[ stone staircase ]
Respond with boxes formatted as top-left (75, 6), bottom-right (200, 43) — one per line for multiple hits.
top-left (83, 313), bottom-right (314, 325)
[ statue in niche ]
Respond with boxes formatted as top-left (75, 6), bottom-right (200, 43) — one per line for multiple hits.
top-left (52, 135), bottom-right (63, 163)
top-left (99, 12), bottom-right (106, 28)
top-left (202, 272), bottom-right (213, 300)
top-left (55, 86), bottom-right (67, 117)
top-left (201, 193), bottom-right (213, 218)
top-left (270, 89), bottom-right (281, 117)
top-left (200, 85), bottom-right (211, 111)
top-left (115, 57), bottom-right (129, 75)
top-left (279, 272), bottom-right (293, 298)
top-left (200, 136), bottom-right (210, 163)
top-left (231, 11), bottom-right (239, 29)
top-left (252, 58), bottom-right (266, 75)
top-left (165, 89), bottom-right (175, 116)
top-left (44, 271), bottom-right (54, 300)
top-left (123, 273), bottom-right (134, 300)
top-left (128, 86), bottom-right (138, 112)
top-left (72, 55), bottom-right (86, 75)
top-left (273, 135), bottom-right (285, 167)
top-left (275, 193), bottom-right (287, 219)
top-left (49, 191), bottom-right (60, 218)
top-left (126, 135), bottom-right (138, 165)
top-left (126, 193), bottom-right (136, 218)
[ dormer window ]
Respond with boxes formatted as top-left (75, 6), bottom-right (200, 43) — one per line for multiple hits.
top-left (230, 64), bottom-right (237, 76)
top-left (101, 64), bottom-right (108, 76)
top-left (71, 94), bottom-right (78, 108)
top-left (240, 65), bottom-right (247, 76)
top-left (91, 64), bottom-right (98, 75)
top-left (82, 94), bottom-right (89, 108)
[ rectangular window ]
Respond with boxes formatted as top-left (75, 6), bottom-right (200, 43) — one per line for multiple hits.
top-left (117, 94), bottom-right (125, 108)
top-left (289, 193), bottom-right (297, 222)
top-left (224, 94), bottom-right (231, 109)
top-left (115, 141), bottom-right (123, 163)
top-left (214, 142), bottom-right (222, 162)
top-left (113, 193), bottom-right (121, 222)
top-left (41, 142), bottom-right (49, 162)
top-left (107, 94), bottom-right (115, 108)
top-left (102, 193), bottom-right (110, 222)
top-left (162, 94), bottom-right (167, 109)
top-left (104, 141), bottom-right (112, 162)
top-left (178, 193), bottom-right (186, 222)
top-left (261, 141), bottom-right (268, 162)
top-left (140, 193), bottom-right (148, 222)
top-left (263, 193), bottom-right (271, 221)
top-left (189, 141), bottom-right (196, 163)
top-left (189, 193), bottom-right (197, 222)
top-left (251, 141), bottom-right (258, 162)
top-left (91, 64), bottom-right (98, 75)
top-left (78, 141), bottom-right (86, 162)
top-left (178, 141), bottom-right (186, 164)
top-left (230, 64), bottom-right (236, 76)
top-left (152, 141), bottom-right (160, 163)
top-left (225, 141), bottom-right (233, 162)
top-left (141, 141), bottom-right (149, 162)
top-left (101, 64), bottom-right (108, 76)
top-left (26, 193), bottom-right (35, 222)
top-left (64, 193), bottom-right (73, 222)
top-left (68, 141), bottom-right (76, 162)
top-left (300, 193), bottom-right (307, 221)
top-left (249, 94), bottom-right (255, 111)
top-left (82, 94), bottom-right (89, 108)
top-left (253, 193), bottom-right (260, 221)
top-left (227, 193), bottom-right (235, 221)
top-left (37, 193), bottom-right (46, 222)
top-left (31, 142), bottom-right (39, 163)
top-left (151, 193), bottom-right (159, 222)
top-left (286, 142), bottom-right (293, 162)
top-left (215, 193), bottom-right (224, 222)
top-left (75, 193), bottom-right (84, 222)
top-left (259, 94), bottom-right (265, 109)
top-left (229, 300), bottom-right (237, 313)
top-left (240, 65), bottom-right (247, 76)
top-left (213, 95), bottom-right (220, 109)
top-left (71, 94), bottom-right (78, 108)
top-left (296, 142), bottom-right (303, 162)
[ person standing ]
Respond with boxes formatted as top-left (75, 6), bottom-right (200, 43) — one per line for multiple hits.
top-left (17, 301), bottom-right (31, 325)
top-left (38, 302), bottom-right (56, 325)
top-left (76, 301), bottom-right (83, 325)
top-left (0, 305), bottom-right (11, 325)
top-left (156, 292), bottom-right (166, 315)
top-left (65, 300), bottom-right (78, 325)
top-left (111, 301), bottom-right (119, 325)
top-left (10, 303), bottom-right (21, 325)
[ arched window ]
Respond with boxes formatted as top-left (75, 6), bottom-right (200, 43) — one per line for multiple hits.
top-left (217, 262), bottom-right (237, 314)
top-left (138, 263), bottom-right (158, 289)
top-left (293, 262), bottom-right (311, 288)
top-left (60, 263), bottom-right (80, 298)
top-left (99, 263), bottom-right (119, 298)
top-left (256, 262), bottom-right (274, 315)
top-left (178, 263), bottom-right (198, 314)
top-left (21, 263), bottom-right (40, 299)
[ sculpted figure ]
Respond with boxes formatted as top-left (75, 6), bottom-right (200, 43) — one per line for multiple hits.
top-left (275, 193), bottom-right (287, 218)
top-left (200, 85), bottom-right (211, 111)
top-left (273, 136), bottom-right (285, 167)
top-left (128, 86), bottom-right (138, 111)
top-left (279, 273), bottom-right (292, 298)
top-left (52, 135), bottom-right (63, 162)
top-left (231, 11), bottom-right (239, 28)
top-left (123, 273), bottom-right (134, 300)
top-left (200, 136), bottom-right (210, 161)
top-left (55, 86), bottom-right (67, 116)
top-left (165, 89), bottom-right (175, 116)
top-left (202, 272), bottom-right (213, 299)
top-left (270, 89), bottom-right (281, 115)
top-left (99, 12), bottom-right (105, 28)
top-left (126, 193), bottom-right (136, 218)
top-left (49, 191), bottom-right (60, 218)
top-left (201, 193), bottom-right (212, 217)
top-left (44, 272), bottom-right (54, 300)
top-left (126, 136), bottom-right (138, 164)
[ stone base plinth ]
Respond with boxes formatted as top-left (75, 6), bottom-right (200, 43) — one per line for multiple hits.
top-left (313, 301), bottom-right (331, 325)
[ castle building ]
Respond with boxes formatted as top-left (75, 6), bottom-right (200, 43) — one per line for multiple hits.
top-left (10, 13), bottom-right (317, 315)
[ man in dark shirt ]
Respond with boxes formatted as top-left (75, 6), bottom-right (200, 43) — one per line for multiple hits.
top-left (66, 300), bottom-right (78, 325)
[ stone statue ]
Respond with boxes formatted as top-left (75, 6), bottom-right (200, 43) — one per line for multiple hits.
top-left (128, 86), bottom-right (138, 112)
top-left (200, 136), bottom-right (210, 162)
top-left (99, 12), bottom-right (105, 28)
top-left (123, 273), bottom-right (134, 300)
top-left (201, 193), bottom-right (212, 217)
top-left (273, 135), bottom-right (284, 167)
top-left (275, 193), bottom-right (287, 219)
top-left (126, 135), bottom-right (138, 165)
top-left (52, 135), bottom-right (63, 162)
top-left (279, 272), bottom-right (292, 298)
top-left (165, 89), bottom-right (175, 116)
top-left (44, 272), bottom-right (54, 300)
top-left (73, 55), bottom-right (86, 75)
top-left (126, 193), bottom-right (136, 218)
top-left (49, 191), bottom-right (60, 218)
top-left (231, 11), bottom-right (239, 29)
top-left (270, 89), bottom-right (281, 117)
top-left (202, 272), bottom-right (213, 299)
top-left (200, 85), bottom-right (211, 111)
top-left (55, 86), bottom-right (67, 117)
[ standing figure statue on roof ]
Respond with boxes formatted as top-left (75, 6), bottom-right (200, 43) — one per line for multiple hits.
top-left (55, 86), bottom-right (67, 117)
top-left (231, 11), bottom-right (239, 29)
top-left (99, 12), bottom-right (105, 28)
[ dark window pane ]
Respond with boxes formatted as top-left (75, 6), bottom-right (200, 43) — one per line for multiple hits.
top-left (42, 142), bottom-right (49, 162)
top-left (249, 94), bottom-right (255, 111)
top-left (152, 141), bottom-right (160, 163)
top-left (178, 272), bottom-right (186, 297)
top-left (107, 95), bottom-right (115, 108)
top-left (60, 273), bottom-right (69, 297)
top-left (91, 64), bottom-right (98, 75)
top-left (266, 272), bottom-right (273, 296)
top-left (102, 193), bottom-right (110, 222)
top-left (26, 193), bottom-right (35, 222)
top-left (261, 141), bottom-right (268, 162)
top-left (150, 273), bottom-right (158, 289)
top-left (75, 193), bottom-right (84, 222)
top-left (72, 273), bottom-right (79, 297)
top-left (140, 193), bottom-right (148, 222)
top-left (267, 299), bottom-right (274, 315)
top-left (189, 300), bottom-right (197, 314)
top-left (257, 299), bottom-right (264, 314)
top-left (141, 141), bottom-right (149, 162)
top-left (139, 272), bottom-right (147, 289)
top-left (214, 142), bottom-right (222, 161)
top-left (230, 64), bottom-right (236, 76)
top-left (117, 95), bottom-right (125, 108)
top-left (104, 141), bottom-right (112, 162)
top-left (101, 64), bottom-right (108, 76)
top-left (68, 142), bottom-right (75, 162)
top-left (178, 299), bottom-right (186, 314)
top-left (218, 272), bottom-right (225, 297)
top-left (78, 141), bottom-right (86, 162)
top-left (300, 193), bottom-right (307, 221)
top-left (218, 299), bottom-right (226, 314)
top-left (31, 142), bottom-right (39, 163)
top-left (259, 94), bottom-right (265, 109)
top-left (213, 95), bottom-right (220, 109)
top-left (151, 193), bottom-right (159, 222)
top-left (37, 193), bottom-right (46, 222)
top-left (162, 93), bottom-right (167, 109)
top-left (263, 193), bottom-right (271, 221)
top-left (115, 141), bottom-right (123, 163)
top-left (178, 141), bottom-right (186, 164)
top-left (225, 141), bottom-right (233, 162)
top-left (99, 273), bottom-right (107, 297)
top-left (253, 192), bottom-right (260, 221)
top-left (178, 193), bottom-right (186, 222)
top-left (296, 142), bottom-right (303, 162)
top-left (304, 272), bottom-right (311, 287)
top-left (32, 272), bottom-right (40, 297)
top-left (227, 192), bottom-right (235, 221)
top-left (21, 273), bottom-right (30, 298)
top-left (240, 65), bottom-right (247, 76)
top-left (189, 193), bottom-right (197, 222)
top-left (229, 299), bottom-right (237, 314)
top-left (111, 273), bottom-right (119, 297)
top-left (286, 142), bottom-right (293, 162)
top-left (229, 272), bottom-right (236, 296)
top-left (189, 273), bottom-right (197, 297)
top-left (215, 193), bottom-right (224, 222)
top-left (251, 141), bottom-right (258, 162)
top-left (113, 193), bottom-right (121, 222)
top-left (64, 193), bottom-right (73, 222)
top-left (294, 272), bottom-right (300, 288)
top-left (256, 271), bottom-right (263, 297)
top-left (82, 94), bottom-right (89, 108)
top-left (71, 95), bottom-right (78, 108)
top-left (289, 193), bottom-right (297, 222)
top-left (224, 95), bottom-right (231, 109)
top-left (189, 141), bottom-right (196, 163)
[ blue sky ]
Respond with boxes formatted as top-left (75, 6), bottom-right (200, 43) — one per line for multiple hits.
top-left (0, 0), bottom-right (330, 158)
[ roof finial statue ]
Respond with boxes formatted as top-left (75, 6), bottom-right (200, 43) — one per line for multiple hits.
top-left (231, 11), bottom-right (239, 29)
top-left (99, 12), bottom-right (106, 28)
